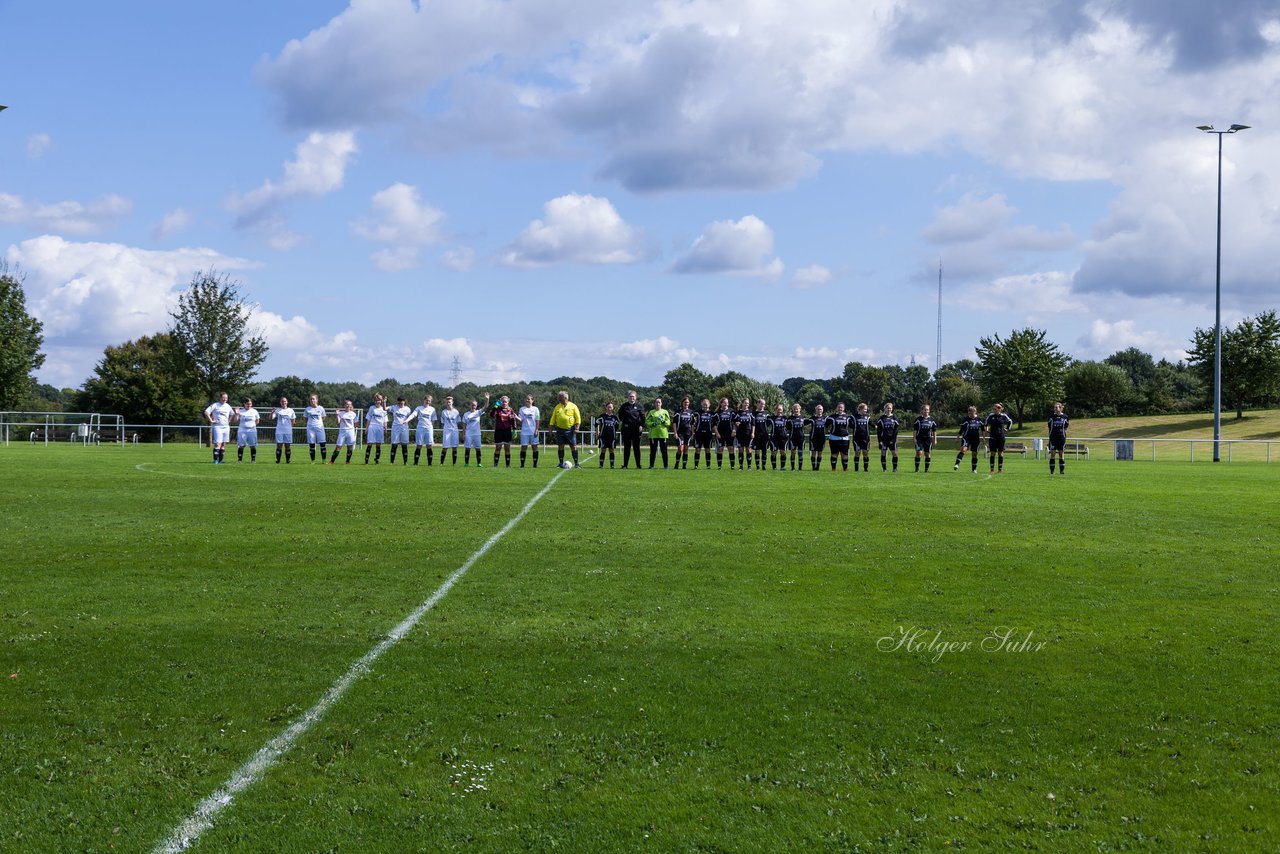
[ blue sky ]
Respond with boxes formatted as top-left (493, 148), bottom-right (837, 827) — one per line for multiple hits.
top-left (3, 0), bottom-right (1278, 389)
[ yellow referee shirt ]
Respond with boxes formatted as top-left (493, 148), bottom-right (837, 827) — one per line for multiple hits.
top-left (549, 401), bottom-right (582, 429)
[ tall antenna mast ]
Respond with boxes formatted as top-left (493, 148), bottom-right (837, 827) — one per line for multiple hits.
top-left (450, 356), bottom-right (462, 386)
top-left (935, 259), bottom-right (943, 373)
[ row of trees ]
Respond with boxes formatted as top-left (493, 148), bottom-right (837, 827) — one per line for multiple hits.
top-left (2, 266), bottom-right (1277, 427)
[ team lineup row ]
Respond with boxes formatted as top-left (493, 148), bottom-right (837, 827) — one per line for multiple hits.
top-left (203, 390), bottom-right (1075, 475)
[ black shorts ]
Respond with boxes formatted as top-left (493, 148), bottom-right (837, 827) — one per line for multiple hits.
top-left (494, 427), bottom-right (513, 444)
top-left (852, 437), bottom-right (870, 452)
top-left (809, 435), bottom-right (825, 453)
top-left (989, 435), bottom-right (1006, 453)
top-left (914, 440), bottom-right (932, 453)
top-left (716, 431), bottom-right (734, 449)
top-left (878, 439), bottom-right (897, 451)
top-left (752, 434), bottom-right (769, 451)
top-left (961, 435), bottom-right (981, 452)
top-left (1049, 436), bottom-right (1066, 451)
top-left (694, 432), bottom-right (713, 449)
top-left (790, 433), bottom-right (805, 451)
top-left (770, 434), bottom-right (788, 451)
top-left (599, 431), bottom-right (616, 448)
top-left (736, 430), bottom-right (753, 448)
top-left (828, 437), bottom-right (849, 454)
top-left (675, 430), bottom-right (692, 446)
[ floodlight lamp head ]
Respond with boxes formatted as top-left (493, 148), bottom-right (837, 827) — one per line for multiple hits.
top-left (1229, 124), bottom-right (1250, 132)
top-left (0, 105), bottom-right (8, 113)
top-left (1196, 125), bottom-right (1214, 131)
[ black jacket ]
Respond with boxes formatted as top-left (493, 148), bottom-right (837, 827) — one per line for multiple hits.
top-left (618, 401), bottom-right (645, 433)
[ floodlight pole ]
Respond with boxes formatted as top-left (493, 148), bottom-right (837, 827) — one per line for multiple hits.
top-left (1197, 123), bottom-right (1249, 462)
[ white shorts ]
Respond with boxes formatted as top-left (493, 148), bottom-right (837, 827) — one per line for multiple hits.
top-left (442, 428), bottom-right (459, 449)
top-left (211, 425), bottom-right (230, 445)
top-left (306, 425), bottom-right (326, 444)
top-left (391, 424), bottom-right (410, 444)
top-left (464, 431), bottom-right (481, 449)
top-left (237, 429), bottom-right (258, 447)
top-left (336, 428), bottom-right (357, 447)
top-left (275, 429), bottom-right (293, 445)
top-left (367, 423), bottom-right (386, 443)
top-left (520, 431), bottom-right (539, 446)
top-left (416, 426), bottom-right (434, 446)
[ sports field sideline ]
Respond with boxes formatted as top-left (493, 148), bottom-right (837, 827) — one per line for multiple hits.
top-left (2, 444), bottom-right (1277, 851)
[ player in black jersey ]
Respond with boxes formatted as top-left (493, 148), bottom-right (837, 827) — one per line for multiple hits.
top-left (786, 403), bottom-right (806, 470)
top-left (912, 403), bottom-right (939, 472)
top-left (713, 397), bottom-right (736, 468)
top-left (672, 396), bottom-right (696, 469)
top-left (807, 404), bottom-right (826, 470)
top-left (851, 403), bottom-right (873, 472)
top-left (751, 398), bottom-right (771, 470)
top-left (595, 402), bottom-right (620, 468)
top-left (767, 404), bottom-right (789, 469)
top-left (985, 402), bottom-right (1014, 473)
top-left (825, 402), bottom-right (853, 471)
top-left (875, 402), bottom-right (901, 472)
top-left (954, 405), bottom-right (984, 472)
top-left (1047, 401), bottom-right (1070, 475)
top-left (734, 398), bottom-right (754, 470)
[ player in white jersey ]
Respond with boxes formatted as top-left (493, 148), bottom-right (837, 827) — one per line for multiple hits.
top-left (389, 396), bottom-right (413, 465)
top-left (328, 401), bottom-right (358, 464)
top-left (272, 396), bottom-right (296, 464)
top-left (204, 392), bottom-right (233, 464)
top-left (518, 394), bottom-right (541, 468)
top-left (438, 396), bottom-right (461, 465)
top-left (411, 394), bottom-right (437, 466)
top-left (461, 393), bottom-right (489, 466)
top-left (233, 398), bottom-right (261, 463)
top-left (303, 394), bottom-right (327, 462)
top-left (365, 393), bottom-right (388, 464)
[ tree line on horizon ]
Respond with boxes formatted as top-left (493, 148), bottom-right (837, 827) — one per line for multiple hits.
top-left (4, 269), bottom-right (1279, 428)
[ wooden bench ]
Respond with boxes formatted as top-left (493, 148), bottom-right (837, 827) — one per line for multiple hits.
top-left (1003, 442), bottom-right (1028, 457)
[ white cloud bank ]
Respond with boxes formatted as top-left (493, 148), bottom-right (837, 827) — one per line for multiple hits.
top-left (502, 193), bottom-right (648, 268)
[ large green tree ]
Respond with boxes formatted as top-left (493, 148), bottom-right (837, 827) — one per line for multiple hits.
top-left (1188, 310), bottom-right (1280, 418)
top-left (0, 263), bottom-right (46, 409)
top-left (168, 270), bottom-right (268, 400)
top-left (660, 362), bottom-right (714, 406)
top-left (1064, 361), bottom-right (1134, 416)
top-left (974, 328), bottom-right (1068, 427)
top-left (77, 333), bottom-right (202, 424)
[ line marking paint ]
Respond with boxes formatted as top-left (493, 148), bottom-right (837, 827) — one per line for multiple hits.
top-left (155, 467), bottom-right (570, 852)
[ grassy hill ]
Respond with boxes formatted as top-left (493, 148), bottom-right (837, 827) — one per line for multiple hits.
top-left (1008, 408), bottom-right (1280, 440)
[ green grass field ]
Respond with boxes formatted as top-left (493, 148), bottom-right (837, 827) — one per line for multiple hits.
top-left (3, 444), bottom-right (1278, 852)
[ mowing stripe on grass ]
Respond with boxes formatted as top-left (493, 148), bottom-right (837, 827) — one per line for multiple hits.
top-left (154, 466), bottom-right (572, 853)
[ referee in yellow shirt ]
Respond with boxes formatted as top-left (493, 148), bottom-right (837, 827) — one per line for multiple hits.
top-left (549, 390), bottom-right (582, 468)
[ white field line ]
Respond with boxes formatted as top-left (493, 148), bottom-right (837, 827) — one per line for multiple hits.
top-left (154, 466), bottom-right (571, 852)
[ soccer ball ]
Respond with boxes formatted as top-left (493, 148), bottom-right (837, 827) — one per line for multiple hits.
top-left (561, 460), bottom-right (574, 469)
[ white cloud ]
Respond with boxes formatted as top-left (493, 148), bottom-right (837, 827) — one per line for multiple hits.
top-left (5, 235), bottom-right (255, 348)
top-left (0, 192), bottom-right (131, 236)
top-left (501, 193), bottom-right (648, 268)
top-left (922, 194), bottom-right (1015, 244)
top-left (153, 207), bottom-right (193, 240)
top-left (957, 271), bottom-right (1081, 317)
top-left (791, 264), bottom-right (832, 289)
top-left (228, 131), bottom-right (358, 243)
top-left (441, 246), bottom-right (475, 272)
top-left (1076, 318), bottom-right (1187, 362)
top-left (353, 183), bottom-right (446, 271)
top-left (671, 215), bottom-right (783, 279)
top-left (607, 336), bottom-right (698, 362)
top-left (26, 133), bottom-right (51, 159)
